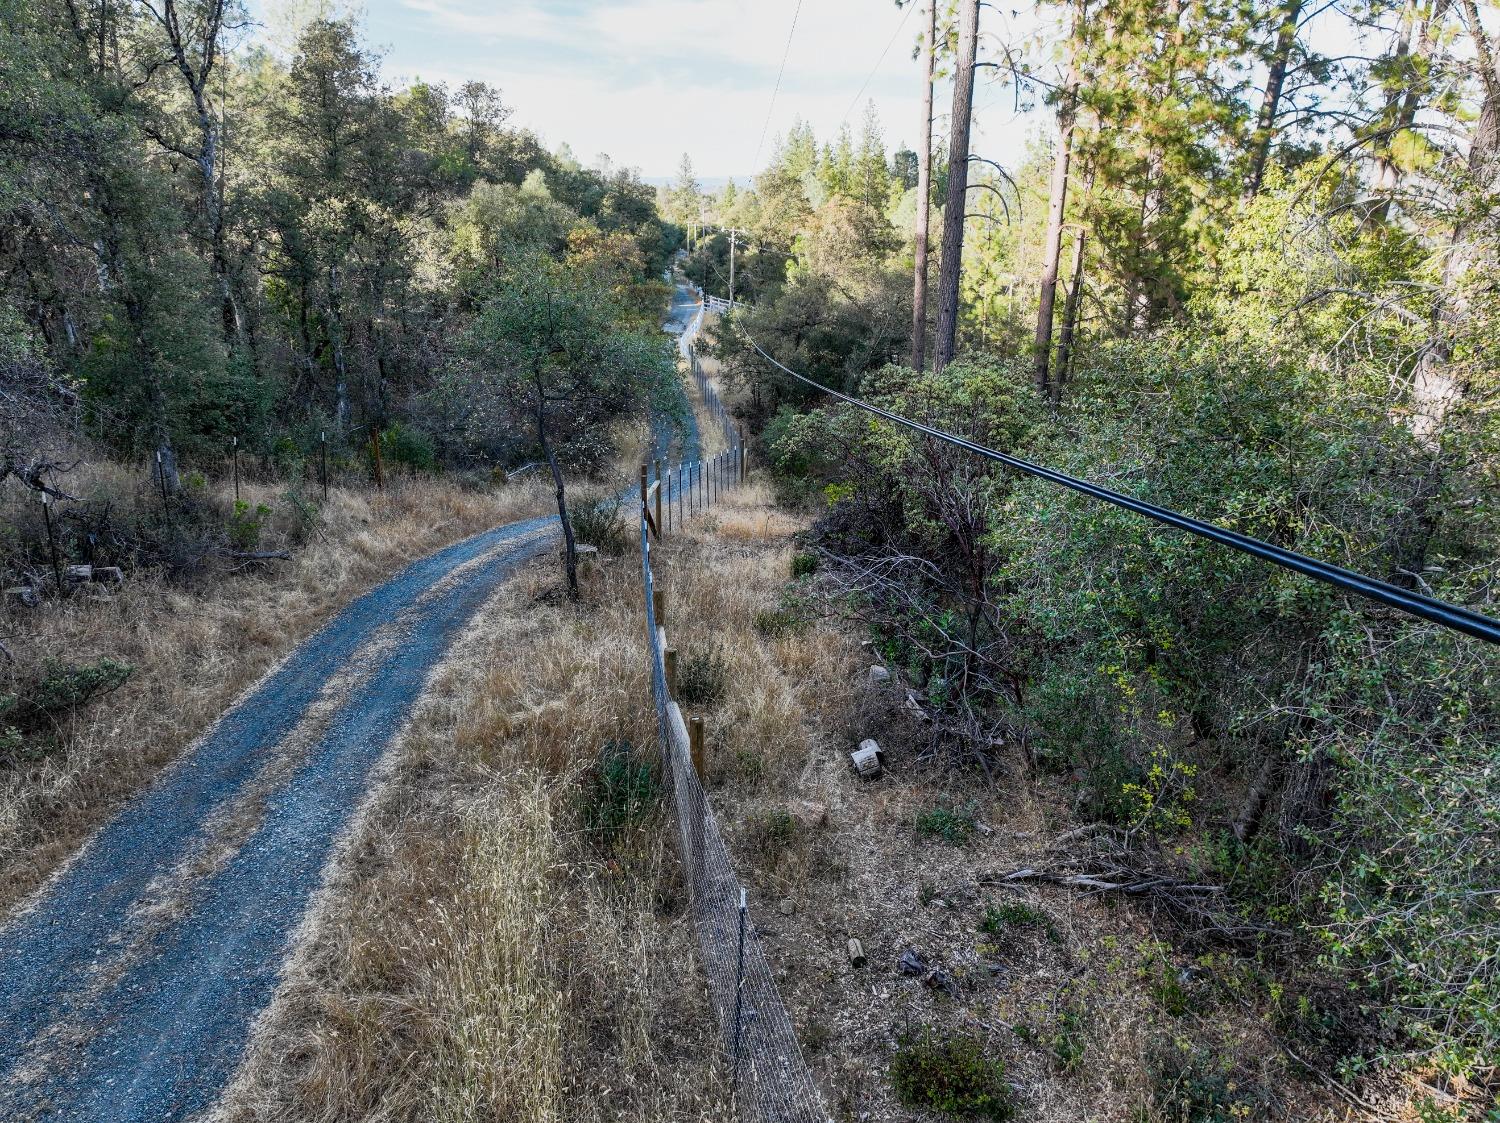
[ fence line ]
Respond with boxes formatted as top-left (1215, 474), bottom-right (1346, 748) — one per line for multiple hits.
top-left (629, 307), bottom-right (828, 1122)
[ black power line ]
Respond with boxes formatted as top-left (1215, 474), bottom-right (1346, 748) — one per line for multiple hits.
top-left (746, 334), bottom-right (1500, 645)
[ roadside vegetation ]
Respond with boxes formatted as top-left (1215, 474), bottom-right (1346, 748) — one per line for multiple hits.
top-left (1, 5), bottom-right (683, 911)
top-left (662, 2), bottom-right (1500, 1115)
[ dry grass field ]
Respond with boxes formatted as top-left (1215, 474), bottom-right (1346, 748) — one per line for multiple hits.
top-left (0, 465), bottom-right (553, 911)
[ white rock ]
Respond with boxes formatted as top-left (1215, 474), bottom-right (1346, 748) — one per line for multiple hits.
top-left (850, 739), bottom-right (883, 778)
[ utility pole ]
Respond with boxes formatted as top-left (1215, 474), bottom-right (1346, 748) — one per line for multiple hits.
top-left (912, 0), bottom-right (936, 372)
top-left (727, 227), bottom-right (743, 305)
top-left (934, 0), bottom-right (981, 371)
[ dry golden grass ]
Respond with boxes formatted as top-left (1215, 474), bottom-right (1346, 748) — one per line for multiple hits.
top-left (0, 465), bottom-right (553, 911)
top-left (214, 541), bottom-right (728, 1123)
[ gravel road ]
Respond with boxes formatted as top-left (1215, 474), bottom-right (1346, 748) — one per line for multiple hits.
top-left (0, 280), bottom-right (705, 1123)
top-left (0, 517), bottom-right (558, 1121)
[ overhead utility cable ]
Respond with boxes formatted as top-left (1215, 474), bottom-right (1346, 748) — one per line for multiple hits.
top-left (745, 334), bottom-right (1500, 644)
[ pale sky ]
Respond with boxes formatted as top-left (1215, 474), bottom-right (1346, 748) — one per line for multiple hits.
top-left (249, 0), bottom-right (1051, 182)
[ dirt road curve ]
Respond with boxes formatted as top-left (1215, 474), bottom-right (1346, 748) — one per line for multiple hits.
top-left (0, 516), bottom-right (558, 1121)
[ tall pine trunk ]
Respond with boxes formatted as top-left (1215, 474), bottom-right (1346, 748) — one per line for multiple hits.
top-left (1055, 188), bottom-right (1091, 393)
top-left (1370, 0), bottom-right (1450, 223)
top-left (1246, 0), bottom-right (1302, 198)
top-left (934, 0), bottom-right (981, 371)
top-left (911, 0), bottom-right (936, 372)
top-left (1034, 0), bottom-right (1085, 396)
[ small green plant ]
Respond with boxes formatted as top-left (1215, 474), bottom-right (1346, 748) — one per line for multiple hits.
top-left (733, 747), bottom-right (765, 783)
top-left (802, 1018), bottom-right (833, 1054)
top-left (979, 901), bottom-right (1056, 940)
top-left (918, 881), bottom-right (939, 906)
top-left (0, 716), bottom-right (23, 763)
top-left (1051, 1005), bottom-right (1086, 1073)
top-left (582, 740), bottom-right (658, 848)
top-left (745, 808), bottom-right (799, 860)
top-left (790, 551), bottom-right (819, 578)
top-left (754, 585), bottom-right (812, 637)
top-left (917, 802), bottom-right (977, 846)
top-left (1145, 957), bottom-right (1197, 1019)
top-left (1414, 1099), bottom-right (1465, 1123)
top-left (228, 500), bottom-right (272, 550)
top-left (678, 645), bottom-right (728, 707)
top-left (754, 606), bottom-right (804, 637)
top-left (1148, 1040), bottom-right (1262, 1122)
top-left (569, 494), bottom-right (629, 555)
top-left (890, 1030), bottom-right (1015, 1120)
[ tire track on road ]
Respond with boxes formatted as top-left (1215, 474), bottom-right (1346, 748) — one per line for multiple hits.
top-left (0, 516), bottom-right (558, 1121)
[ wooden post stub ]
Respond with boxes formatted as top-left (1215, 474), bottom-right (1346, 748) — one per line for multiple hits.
top-left (665, 648), bottom-right (678, 697)
top-left (652, 587), bottom-right (666, 628)
top-left (689, 716), bottom-right (706, 778)
top-left (847, 938), bottom-right (867, 967)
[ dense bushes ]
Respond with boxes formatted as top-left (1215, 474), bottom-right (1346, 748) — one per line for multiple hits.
top-left (770, 336), bottom-right (1500, 1071)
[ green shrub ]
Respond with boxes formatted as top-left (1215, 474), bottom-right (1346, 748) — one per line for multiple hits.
top-left (1, 658), bottom-right (133, 765)
top-left (753, 585), bottom-right (813, 638)
top-left (678, 645), bottom-right (728, 707)
top-left (1147, 1040), bottom-right (1263, 1122)
top-left (979, 901), bottom-right (1055, 939)
top-left (790, 551), bottom-right (819, 578)
top-left (379, 421), bottom-right (437, 473)
top-left (20, 658), bottom-right (133, 722)
top-left (890, 1030), bottom-right (1014, 1120)
top-left (569, 494), bottom-right (630, 555)
top-left (1051, 1005), bottom-right (1087, 1073)
top-left (581, 740), bottom-right (657, 847)
top-left (228, 500), bottom-right (271, 550)
top-left (0, 723), bottom-right (22, 758)
top-left (917, 802), bottom-right (977, 845)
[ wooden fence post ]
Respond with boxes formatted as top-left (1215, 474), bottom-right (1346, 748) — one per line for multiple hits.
top-left (653, 587), bottom-right (666, 628)
top-left (739, 425), bottom-right (747, 483)
top-left (665, 648), bottom-right (678, 697)
top-left (690, 715), bottom-right (706, 779)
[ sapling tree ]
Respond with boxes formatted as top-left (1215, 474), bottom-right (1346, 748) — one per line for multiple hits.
top-left (454, 262), bottom-right (677, 596)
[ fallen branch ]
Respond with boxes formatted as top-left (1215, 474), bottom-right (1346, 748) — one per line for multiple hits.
top-left (990, 868), bottom-right (1225, 897)
top-left (986, 864), bottom-right (1289, 945)
top-left (222, 549), bottom-right (291, 561)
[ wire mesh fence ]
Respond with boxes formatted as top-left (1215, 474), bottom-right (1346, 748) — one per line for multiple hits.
top-left (630, 308), bottom-right (827, 1122)
top-left (638, 518), bottom-right (827, 1123)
